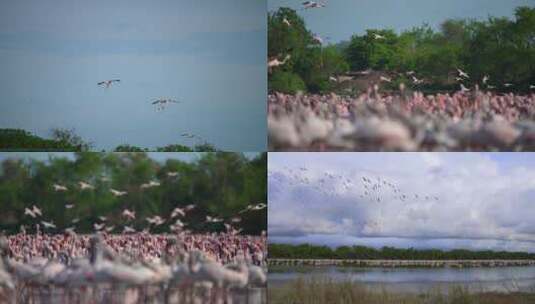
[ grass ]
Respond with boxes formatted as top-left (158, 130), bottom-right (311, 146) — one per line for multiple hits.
top-left (269, 278), bottom-right (535, 304)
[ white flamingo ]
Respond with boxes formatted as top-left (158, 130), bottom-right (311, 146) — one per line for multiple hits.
top-left (53, 184), bottom-right (68, 192)
top-left (78, 181), bottom-right (94, 190)
top-left (373, 33), bottom-right (385, 40)
top-left (457, 68), bottom-right (469, 78)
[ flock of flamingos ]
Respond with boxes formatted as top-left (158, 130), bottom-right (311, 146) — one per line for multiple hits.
top-left (0, 174), bottom-right (267, 303)
top-left (268, 2), bottom-right (535, 152)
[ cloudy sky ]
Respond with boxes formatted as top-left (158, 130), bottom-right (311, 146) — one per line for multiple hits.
top-left (0, 0), bottom-right (266, 151)
top-left (269, 153), bottom-right (535, 253)
top-left (268, 0), bottom-right (534, 43)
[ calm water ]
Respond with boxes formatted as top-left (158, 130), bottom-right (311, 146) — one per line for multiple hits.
top-left (269, 265), bottom-right (535, 294)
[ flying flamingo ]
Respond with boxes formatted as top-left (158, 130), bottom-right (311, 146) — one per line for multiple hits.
top-left (53, 184), bottom-right (68, 192)
top-left (283, 17), bottom-right (291, 27)
top-left (152, 99), bottom-right (180, 111)
top-left (457, 68), bottom-right (469, 78)
top-left (110, 189), bottom-right (127, 197)
top-left (97, 79), bottom-right (120, 88)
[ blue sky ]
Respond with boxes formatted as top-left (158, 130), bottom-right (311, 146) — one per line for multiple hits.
top-left (0, 0), bottom-right (266, 151)
top-left (268, 0), bottom-right (534, 43)
top-left (269, 153), bottom-right (535, 253)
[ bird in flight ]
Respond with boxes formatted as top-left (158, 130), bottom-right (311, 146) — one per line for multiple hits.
top-left (373, 33), bottom-right (386, 40)
top-left (457, 68), bottom-right (469, 79)
top-left (312, 34), bottom-right (325, 45)
top-left (412, 76), bottom-right (423, 85)
top-left (268, 54), bottom-right (291, 72)
top-left (302, 1), bottom-right (326, 9)
top-left (110, 189), bottom-right (127, 197)
top-left (380, 76), bottom-right (392, 83)
top-left (41, 221), bottom-right (56, 229)
top-left (78, 181), bottom-right (94, 190)
top-left (152, 98), bottom-right (180, 111)
top-left (460, 83), bottom-right (470, 93)
top-left (122, 209), bottom-right (136, 220)
top-left (53, 184), bottom-right (68, 192)
top-left (283, 17), bottom-right (291, 27)
top-left (97, 79), bottom-right (120, 88)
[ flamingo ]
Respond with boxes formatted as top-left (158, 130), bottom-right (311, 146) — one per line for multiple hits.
top-left (152, 99), bottom-right (180, 111)
top-left (283, 17), bottom-right (291, 27)
top-left (123, 226), bottom-right (136, 234)
top-left (24, 208), bottom-right (36, 218)
top-left (41, 221), bottom-right (56, 229)
top-left (140, 180), bottom-right (160, 189)
top-left (412, 76), bottom-right (423, 85)
top-left (457, 68), bottom-right (469, 78)
top-left (171, 207), bottom-right (186, 218)
top-left (380, 76), bottom-right (392, 83)
top-left (78, 181), bottom-right (94, 190)
top-left (122, 209), bottom-right (136, 220)
top-left (205, 216), bottom-right (223, 223)
top-left (268, 54), bottom-right (291, 72)
top-left (110, 188), bottom-right (127, 197)
top-left (302, 1), bottom-right (326, 9)
top-left (53, 184), bottom-right (68, 192)
top-left (373, 33), bottom-right (385, 40)
top-left (94, 223), bottom-right (105, 231)
top-left (97, 79), bottom-right (120, 88)
top-left (32, 205), bottom-right (42, 216)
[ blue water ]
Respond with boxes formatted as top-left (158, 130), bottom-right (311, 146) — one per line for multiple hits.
top-left (269, 266), bottom-right (535, 293)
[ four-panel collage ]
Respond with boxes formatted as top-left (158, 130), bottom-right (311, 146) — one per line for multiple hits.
top-left (0, 0), bottom-right (534, 303)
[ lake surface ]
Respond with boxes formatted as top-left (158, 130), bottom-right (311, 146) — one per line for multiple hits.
top-left (269, 265), bottom-right (535, 294)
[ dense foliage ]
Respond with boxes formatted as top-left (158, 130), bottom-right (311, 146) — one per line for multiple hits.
top-left (0, 129), bottom-right (218, 152)
top-left (268, 8), bottom-right (349, 93)
top-left (269, 243), bottom-right (535, 260)
top-left (0, 152), bottom-right (267, 235)
top-left (0, 129), bottom-right (89, 152)
top-left (268, 6), bottom-right (535, 93)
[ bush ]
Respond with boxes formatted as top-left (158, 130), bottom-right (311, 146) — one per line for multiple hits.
top-left (269, 71), bottom-right (307, 94)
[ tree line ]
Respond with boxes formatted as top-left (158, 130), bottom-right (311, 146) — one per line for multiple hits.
top-left (0, 128), bottom-right (217, 152)
top-left (0, 152), bottom-right (266, 235)
top-left (268, 6), bottom-right (535, 94)
top-left (269, 243), bottom-right (535, 260)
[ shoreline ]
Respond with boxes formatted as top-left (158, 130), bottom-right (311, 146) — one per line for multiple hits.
top-left (269, 258), bottom-right (535, 268)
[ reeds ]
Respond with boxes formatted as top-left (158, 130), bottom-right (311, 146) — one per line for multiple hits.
top-left (268, 277), bottom-right (535, 304)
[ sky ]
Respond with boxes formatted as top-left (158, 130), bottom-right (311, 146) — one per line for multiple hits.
top-left (268, 0), bottom-right (535, 43)
top-left (269, 153), bottom-right (535, 253)
top-left (0, 0), bottom-right (266, 151)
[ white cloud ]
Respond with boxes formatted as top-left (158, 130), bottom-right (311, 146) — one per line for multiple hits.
top-left (268, 153), bottom-right (535, 252)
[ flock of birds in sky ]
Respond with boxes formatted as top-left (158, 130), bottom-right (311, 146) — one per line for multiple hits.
top-left (270, 166), bottom-right (439, 204)
top-left (270, 165), bottom-right (441, 230)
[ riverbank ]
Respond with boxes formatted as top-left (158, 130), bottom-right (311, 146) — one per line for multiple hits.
top-left (269, 278), bottom-right (535, 304)
top-left (269, 258), bottom-right (535, 268)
